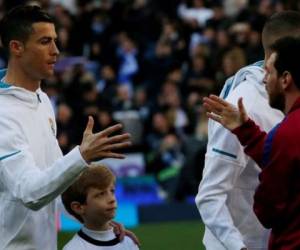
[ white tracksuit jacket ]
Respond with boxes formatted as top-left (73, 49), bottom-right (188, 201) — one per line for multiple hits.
top-left (195, 62), bottom-right (284, 250)
top-left (0, 69), bottom-right (87, 250)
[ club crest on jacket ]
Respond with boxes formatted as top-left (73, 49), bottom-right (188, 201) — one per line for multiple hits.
top-left (49, 118), bottom-right (56, 136)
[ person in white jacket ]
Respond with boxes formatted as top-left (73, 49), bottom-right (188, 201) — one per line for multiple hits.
top-left (195, 11), bottom-right (300, 250)
top-left (0, 5), bottom-right (133, 250)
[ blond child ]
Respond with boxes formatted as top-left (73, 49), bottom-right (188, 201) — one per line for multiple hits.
top-left (62, 164), bottom-right (139, 250)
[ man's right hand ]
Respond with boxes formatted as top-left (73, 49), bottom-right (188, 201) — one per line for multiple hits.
top-left (203, 95), bottom-right (249, 131)
top-left (79, 116), bottom-right (131, 163)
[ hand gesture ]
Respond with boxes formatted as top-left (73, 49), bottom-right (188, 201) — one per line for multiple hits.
top-left (203, 95), bottom-right (249, 130)
top-left (79, 116), bottom-right (131, 163)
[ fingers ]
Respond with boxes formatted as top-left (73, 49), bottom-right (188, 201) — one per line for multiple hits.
top-left (110, 221), bottom-right (125, 241)
top-left (238, 97), bottom-right (249, 123)
top-left (110, 220), bottom-right (120, 227)
top-left (124, 229), bottom-right (141, 247)
top-left (206, 111), bottom-right (222, 123)
top-left (209, 94), bottom-right (230, 106)
top-left (203, 96), bottom-right (225, 114)
top-left (81, 123), bottom-right (132, 161)
top-left (94, 152), bottom-right (126, 160)
top-left (100, 133), bottom-right (131, 144)
top-left (83, 116), bottom-right (94, 136)
top-left (238, 97), bottom-right (246, 116)
top-left (95, 123), bottom-right (123, 138)
top-left (93, 133), bottom-right (131, 149)
top-left (100, 141), bottom-right (132, 152)
top-left (110, 220), bottom-right (141, 246)
top-left (91, 137), bottom-right (131, 161)
top-left (237, 97), bottom-right (244, 111)
top-left (94, 133), bottom-right (131, 158)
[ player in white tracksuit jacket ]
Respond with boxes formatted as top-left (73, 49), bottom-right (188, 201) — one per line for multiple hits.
top-left (0, 69), bottom-right (87, 249)
top-left (195, 62), bottom-right (283, 250)
top-left (0, 6), bottom-right (131, 250)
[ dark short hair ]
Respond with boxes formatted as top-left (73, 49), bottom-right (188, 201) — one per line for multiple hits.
top-left (0, 5), bottom-right (54, 52)
top-left (61, 164), bottom-right (116, 223)
top-left (271, 36), bottom-right (300, 90)
top-left (262, 11), bottom-right (300, 50)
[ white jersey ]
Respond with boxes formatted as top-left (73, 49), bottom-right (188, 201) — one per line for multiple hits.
top-left (195, 62), bottom-right (284, 250)
top-left (63, 227), bottom-right (139, 250)
top-left (0, 69), bottom-right (87, 250)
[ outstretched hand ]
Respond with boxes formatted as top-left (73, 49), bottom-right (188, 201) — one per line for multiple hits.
top-left (203, 95), bottom-right (249, 130)
top-left (79, 116), bottom-right (131, 163)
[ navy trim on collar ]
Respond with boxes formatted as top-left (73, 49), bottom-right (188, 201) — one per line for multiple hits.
top-left (78, 229), bottom-right (120, 246)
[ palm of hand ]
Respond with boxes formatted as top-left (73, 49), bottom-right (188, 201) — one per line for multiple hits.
top-left (203, 95), bottom-right (248, 131)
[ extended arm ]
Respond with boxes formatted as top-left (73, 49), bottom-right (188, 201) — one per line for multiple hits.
top-left (0, 116), bottom-right (131, 210)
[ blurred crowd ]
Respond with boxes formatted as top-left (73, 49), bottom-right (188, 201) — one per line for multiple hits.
top-left (1, 0), bottom-right (299, 201)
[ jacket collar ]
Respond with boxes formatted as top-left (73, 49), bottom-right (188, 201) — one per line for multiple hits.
top-left (0, 69), bottom-right (42, 109)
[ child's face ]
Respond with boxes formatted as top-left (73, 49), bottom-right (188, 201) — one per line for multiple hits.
top-left (82, 182), bottom-right (117, 229)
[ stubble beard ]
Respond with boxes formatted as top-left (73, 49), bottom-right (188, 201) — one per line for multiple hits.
top-left (269, 92), bottom-right (285, 112)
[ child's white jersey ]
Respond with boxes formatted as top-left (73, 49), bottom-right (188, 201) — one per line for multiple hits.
top-left (63, 227), bottom-right (139, 250)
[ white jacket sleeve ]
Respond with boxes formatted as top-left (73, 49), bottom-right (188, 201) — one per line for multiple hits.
top-left (0, 114), bottom-right (87, 211)
top-left (196, 121), bottom-right (248, 250)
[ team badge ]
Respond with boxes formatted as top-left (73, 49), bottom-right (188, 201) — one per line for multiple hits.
top-left (49, 118), bottom-right (56, 136)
